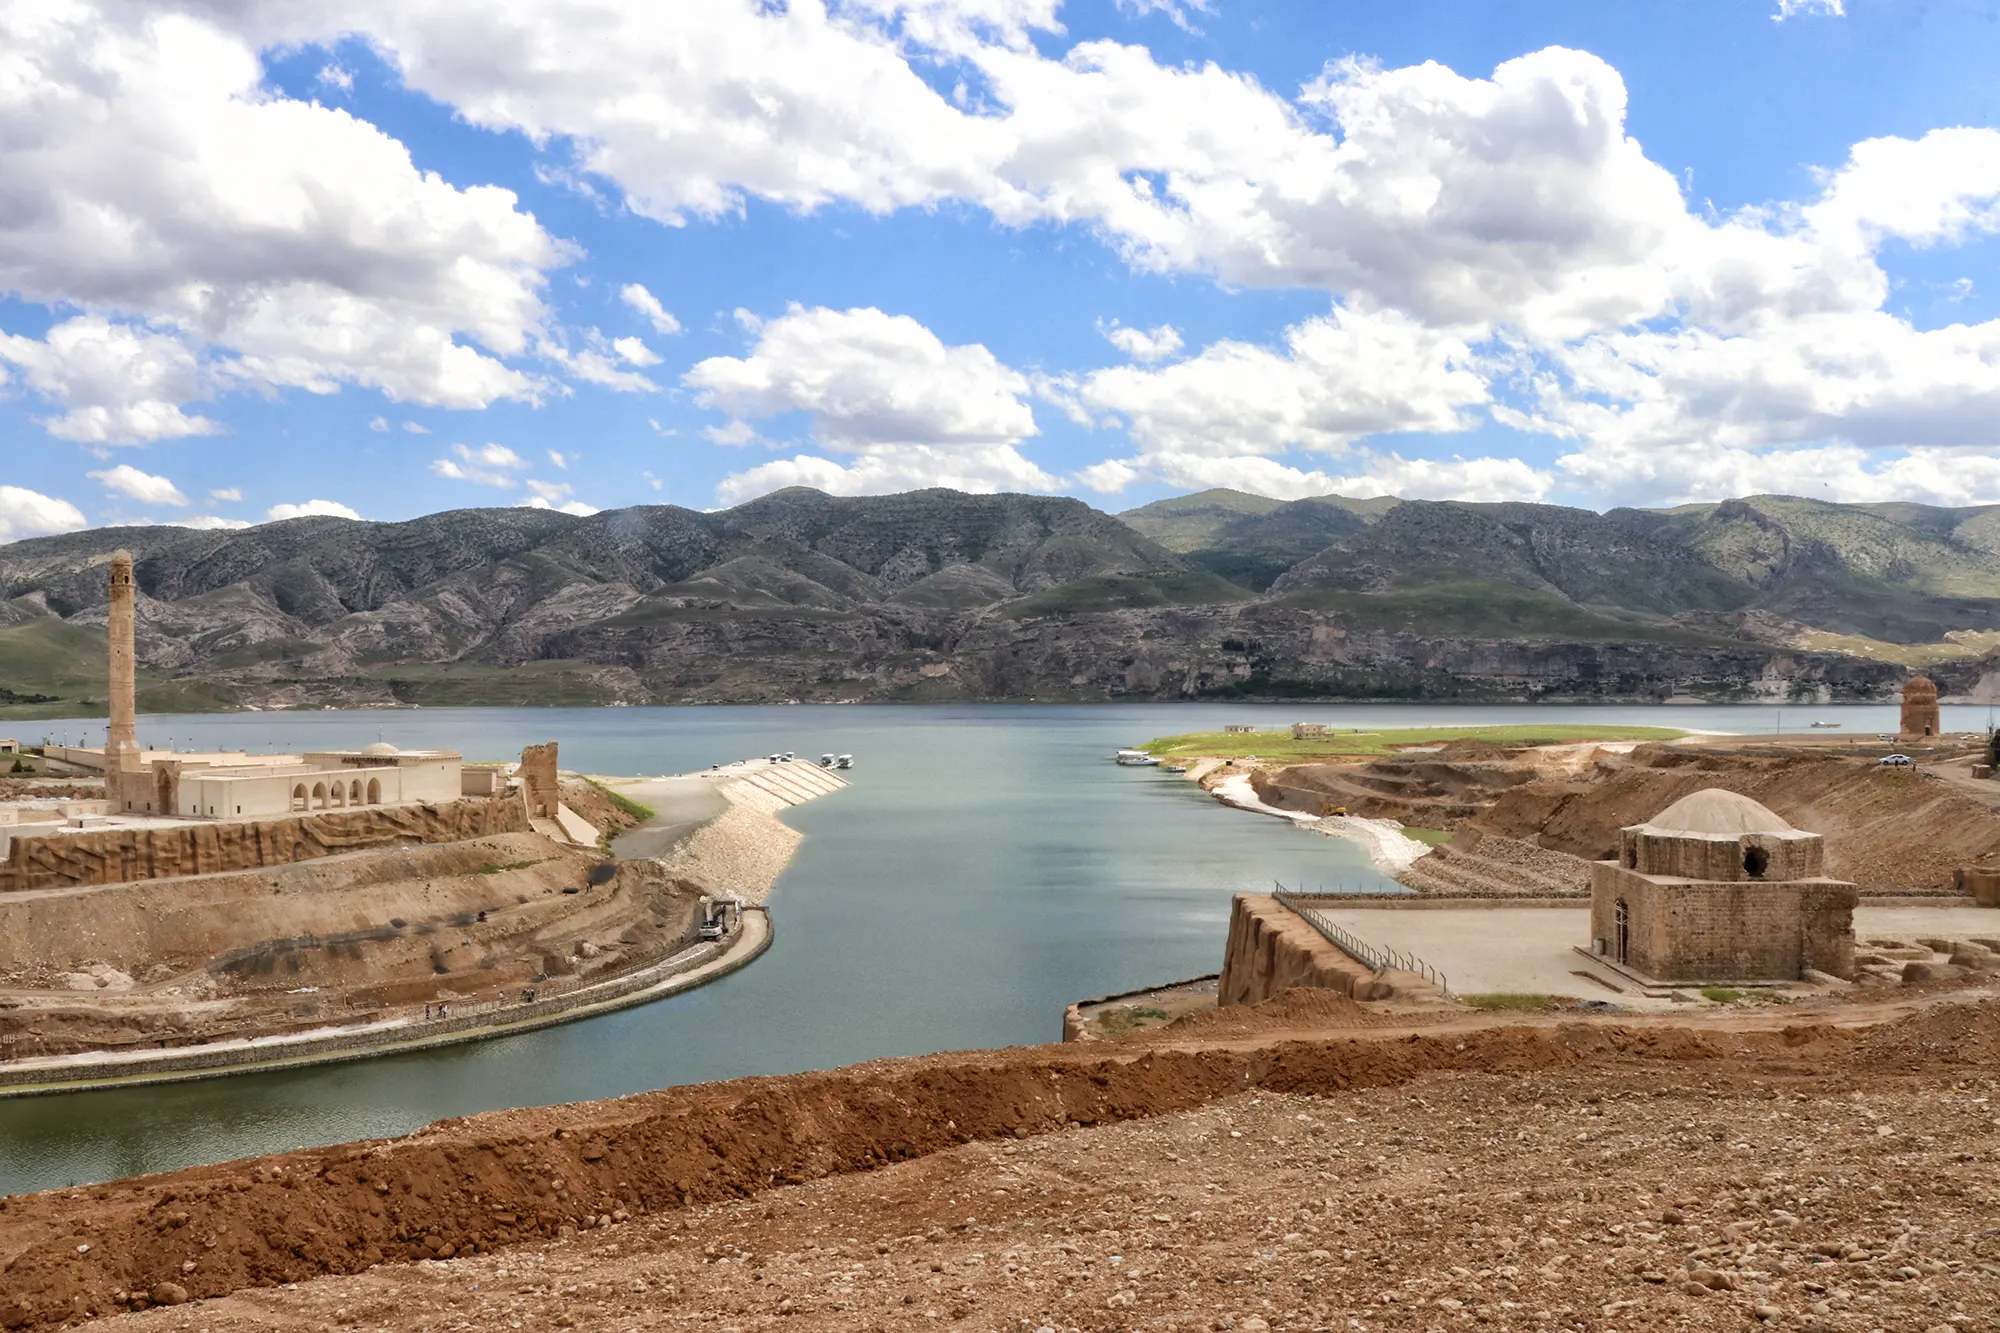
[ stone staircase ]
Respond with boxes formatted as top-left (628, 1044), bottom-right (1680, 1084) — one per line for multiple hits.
top-left (1398, 829), bottom-right (1593, 899)
top-left (712, 761), bottom-right (850, 814)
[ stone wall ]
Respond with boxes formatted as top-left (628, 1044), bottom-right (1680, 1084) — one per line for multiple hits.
top-left (1217, 894), bottom-right (1390, 1005)
top-left (1589, 862), bottom-right (1857, 981)
top-left (1620, 828), bottom-right (1824, 882)
top-left (519, 742), bottom-right (560, 820)
top-left (0, 797), bottom-right (529, 894)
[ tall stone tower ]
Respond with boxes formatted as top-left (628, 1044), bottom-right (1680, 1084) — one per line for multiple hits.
top-left (1900, 675), bottom-right (1941, 740)
top-left (105, 550), bottom-right (145, 809)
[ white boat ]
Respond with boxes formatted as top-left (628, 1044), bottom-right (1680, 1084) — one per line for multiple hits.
top-left (1114, 749), bottom-right (1160, 766)
top-left (835, 754), bottom-right (853, 769)
top-left (1809, 722), bottom-right (1841, 729)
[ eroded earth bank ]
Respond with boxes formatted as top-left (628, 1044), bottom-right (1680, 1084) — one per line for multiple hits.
top-left (1, 986), bottom-right (1997, 1332)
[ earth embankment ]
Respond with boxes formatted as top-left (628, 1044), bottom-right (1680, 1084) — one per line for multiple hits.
top-left (1476, 745), bottom-right (2000, 890)
top-left (3, 995), bottom-right (1997, 1329)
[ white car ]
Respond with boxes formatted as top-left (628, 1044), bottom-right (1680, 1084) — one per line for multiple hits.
top-left (1878, 753), bottom-right (1913, 767)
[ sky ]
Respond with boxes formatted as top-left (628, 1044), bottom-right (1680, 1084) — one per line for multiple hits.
top-left (3, 0), bottom-right (2000, 539)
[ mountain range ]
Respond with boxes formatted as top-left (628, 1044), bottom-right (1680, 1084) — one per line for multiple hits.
top-left (2, 486), bottom-right (1997, 717)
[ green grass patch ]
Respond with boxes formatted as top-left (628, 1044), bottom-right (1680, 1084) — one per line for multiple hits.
top-left (474, 859), bottom-right (545, 875)
top-left (1000, 570), bottom-right (1253, 618)
top-left (587, 778), bottom-right (655, 823)
top-left (1401, 826), bottom-right (1455, 846)
top-left (1262, 579), bottom-right (1731, 645)
top-left (1135, 723), bottom-right (1687, 762)
top-left (1699, 986), bottom-right (1744, 1003)
top-left (1460, 993), bottom-right (1558, 1011)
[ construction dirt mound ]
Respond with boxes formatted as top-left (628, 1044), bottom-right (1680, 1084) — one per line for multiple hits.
top-left (1477, 747), bottom-right (2000, 890)
top-left (1154, 985), bottom-right (1411, 1036)
top-left (3, 995), bottom-right (1997, 1329)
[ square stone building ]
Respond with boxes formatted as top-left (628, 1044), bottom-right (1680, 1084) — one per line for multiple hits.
top-left (1589, 788), bottom-right (1856, 983)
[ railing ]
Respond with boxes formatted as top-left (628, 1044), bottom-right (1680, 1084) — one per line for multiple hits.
top-left (1273, 882), bottom-right (1450, 995)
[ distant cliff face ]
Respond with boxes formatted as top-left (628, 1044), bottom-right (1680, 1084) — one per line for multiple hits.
top-left (0, 486), bottom-right (1990, 714)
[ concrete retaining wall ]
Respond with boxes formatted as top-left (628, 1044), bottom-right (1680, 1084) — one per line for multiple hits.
top-left (0, 909), bottom-right (771, 1096)
top-left (1217, 894), bottom-right (1390, 1006)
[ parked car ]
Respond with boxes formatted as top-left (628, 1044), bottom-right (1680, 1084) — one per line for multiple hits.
top-left (1879, 753), bottom-right (1913, 767)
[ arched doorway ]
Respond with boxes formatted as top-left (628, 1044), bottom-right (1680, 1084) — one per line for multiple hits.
top-left (312, 782), bottom-right (328, 809)
top-left (292, 784), bottom-right (307, 812)
top-left (350, 779), bottom-right (363, 805)
top-left (1613, 899), bottom-right (1630, 965)
top-left (366, 778), bottom-right (382, 804)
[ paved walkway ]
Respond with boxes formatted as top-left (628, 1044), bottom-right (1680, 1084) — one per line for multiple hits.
top-left (1308, 903), bottom-right (2000, 1007)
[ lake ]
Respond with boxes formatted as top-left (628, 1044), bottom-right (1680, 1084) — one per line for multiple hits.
top-left (0, 698), bottom-right (1977, 1195)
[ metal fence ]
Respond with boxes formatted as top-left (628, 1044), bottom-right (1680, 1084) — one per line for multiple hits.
top-left (1273, 883), bottom-right (1450, 995)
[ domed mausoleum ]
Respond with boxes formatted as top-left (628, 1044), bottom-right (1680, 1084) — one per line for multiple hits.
top-left (1900, 675), bottom-right (1941, 739)
top-left (1589, 789), bottom-right (1855, 983)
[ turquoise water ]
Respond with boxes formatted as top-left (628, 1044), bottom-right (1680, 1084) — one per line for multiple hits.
top-left (0, 699), bottom-right (1975, 1195)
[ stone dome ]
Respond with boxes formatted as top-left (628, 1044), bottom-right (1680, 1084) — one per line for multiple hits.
top-left (1904, 675), bottom-right (1939, 700)
top-left (1638, 788), bottom-right (1794, 836)
top-left (361, 741), bottom-right (399, 757)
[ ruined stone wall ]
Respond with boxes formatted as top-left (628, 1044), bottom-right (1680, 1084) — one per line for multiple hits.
top-left (1590, 862), bottom-right (1856, 981)
top-left (1799, 884), bottom-right (1857, 979)
top-left (519, 742), bottom-right (560, 820)
top-left (1621, 829), bottom-right (1823, 883)
top-left (0, 798), bottom-right (529, 894)
top-left (1218, 894), bottom-right (1388, 1005)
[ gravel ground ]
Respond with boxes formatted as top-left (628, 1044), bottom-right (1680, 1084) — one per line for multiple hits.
top-left (90, 1001), bottom-right (2000, 1333)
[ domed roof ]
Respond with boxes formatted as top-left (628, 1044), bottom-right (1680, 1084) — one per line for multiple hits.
top-left (1639, 788), bottom-right (1793, 836)
top-left (1903, 675), bottom-right (1939, 699)
top-left (361, 741), bottom-right (399, 756)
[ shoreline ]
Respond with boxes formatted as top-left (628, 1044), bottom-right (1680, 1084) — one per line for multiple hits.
top-left (1203, 771), bottom-right (1429, 875)
top-left (0, 910), bottom-right (773, 1099)
top-left (0, 760), bottom-right (845, 1096)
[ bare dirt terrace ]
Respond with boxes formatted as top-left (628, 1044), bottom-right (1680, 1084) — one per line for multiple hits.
top-left (3, 988), bottom-right (1998, 1332)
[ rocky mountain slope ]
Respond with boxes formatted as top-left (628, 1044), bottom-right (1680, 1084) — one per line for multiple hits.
top-left (1, 487), bottom-right (1996, 714)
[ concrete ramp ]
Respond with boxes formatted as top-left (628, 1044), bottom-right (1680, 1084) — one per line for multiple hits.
top-left (721, 762), bottom-right (849, 811)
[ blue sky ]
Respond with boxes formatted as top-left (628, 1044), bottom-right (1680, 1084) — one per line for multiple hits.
top-left (3, 0), bottom-right (2000, 538)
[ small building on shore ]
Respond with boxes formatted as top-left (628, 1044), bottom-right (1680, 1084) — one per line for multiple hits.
top-left (1589, 788), bottom-right (1855, 983)
top-left (1290, 722), bottom-right (1327, 739)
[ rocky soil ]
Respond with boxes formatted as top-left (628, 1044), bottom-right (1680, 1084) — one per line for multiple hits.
top-left (1477, 744), bottom-right (2000, 891)
top-left (3, 992), bottom-right (1999, 1331)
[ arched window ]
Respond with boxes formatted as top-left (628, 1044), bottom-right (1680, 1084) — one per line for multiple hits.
top-left (292, 784), bottom-right (307, 812)
top-left (1613, 898), bottom-right (1630, 964)
top-left (312, 781), bottom-right (328, 809)
top-left (367, 778), bottom-right (382, 804)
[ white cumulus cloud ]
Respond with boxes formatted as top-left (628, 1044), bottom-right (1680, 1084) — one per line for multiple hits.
top-left (0, 318), bottom-right (217, 444)
top-left (88, 463), bottom-right (190, 507)
top-left (266, 499), bottom-right (361, 521)
top-left (430, 442), bottom-right (531, 487)
top-left (0, 485), bottom-right (88, 542)
top-left (619, 283), bottom-right (682, 335)
top-left (1099, 321), bottom-right (1183, 363)
top-left (688, 304), bottom-right (1056, 503)
top-left (0, 0), bottom-right (566, 442)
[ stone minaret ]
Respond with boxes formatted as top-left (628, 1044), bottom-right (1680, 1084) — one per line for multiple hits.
top-left (105, 550), bottom-right (143, 807)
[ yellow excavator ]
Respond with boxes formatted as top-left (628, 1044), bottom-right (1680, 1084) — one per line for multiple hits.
top-left (1320, 801), bottom-right (1348, 817)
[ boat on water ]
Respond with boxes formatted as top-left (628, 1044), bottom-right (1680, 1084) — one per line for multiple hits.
top-left (1809, 722), bottom-right (1842, 729)
top-left (1160, 763), bottom-right (1188, 774)
top-left (1114, 748), bottom-right (1161, 766)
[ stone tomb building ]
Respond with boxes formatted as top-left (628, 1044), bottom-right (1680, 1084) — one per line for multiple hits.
top-left (1900, 675), bottom-right (1942, 739)
top-left (1589, 789), bottom-right (1855, 983)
